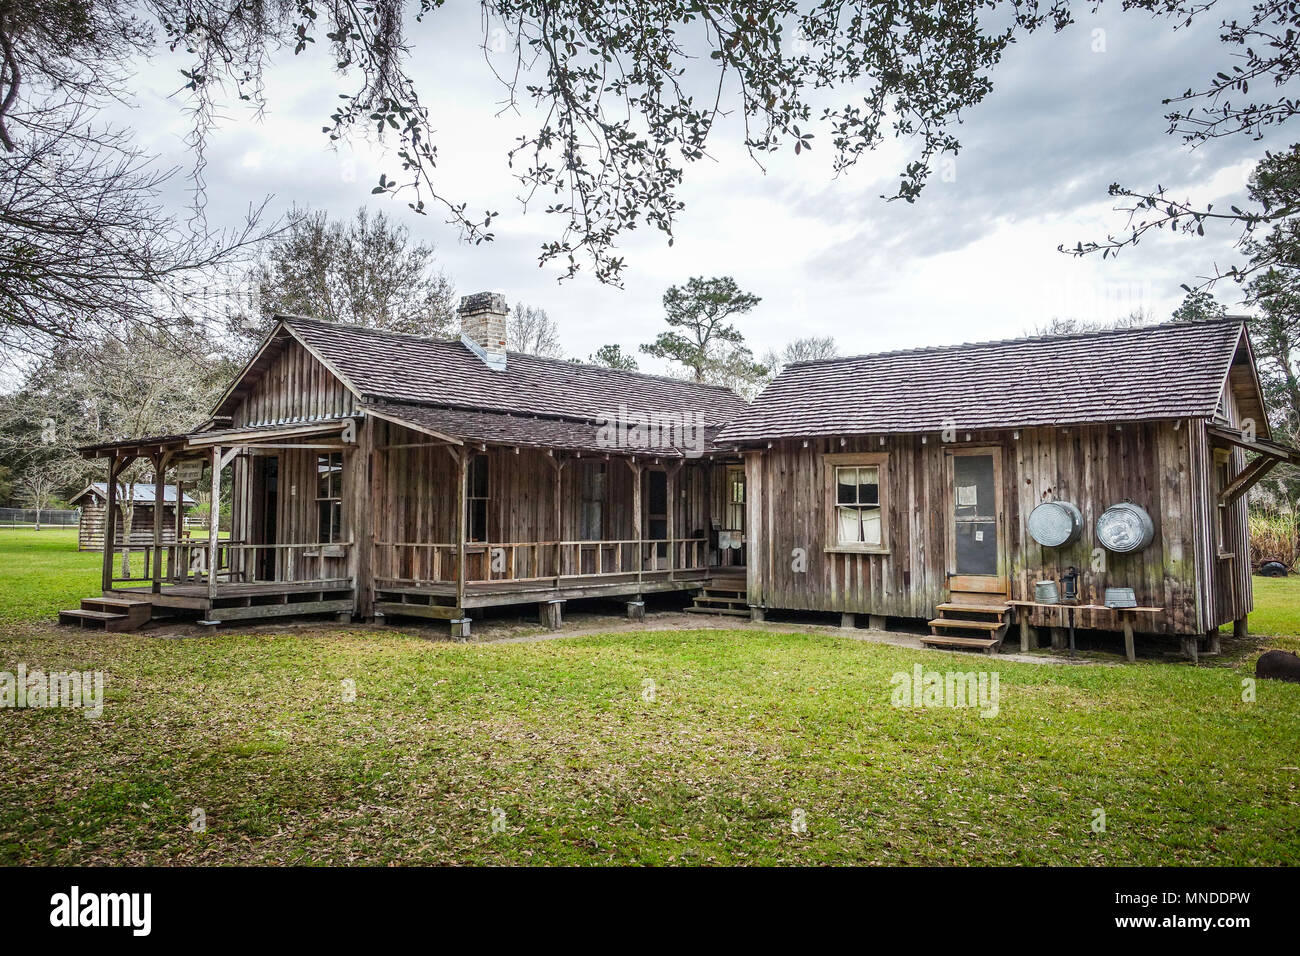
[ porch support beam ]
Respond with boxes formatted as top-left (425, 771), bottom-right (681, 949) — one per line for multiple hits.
top-left (101, 453), bottom-right (121, 593)
top-left (665, 461), bottom-right (683, 580)
top-left (624, 458), bottom-right (643, 592)
top-left (208, 446), bottom-right (222, 603)
top-left (452, 446), bottom-right (468, 616)
top-left (151, 451), bottom-right (170, 594)
top-left (1219, 454), bottom-right (1280, 507)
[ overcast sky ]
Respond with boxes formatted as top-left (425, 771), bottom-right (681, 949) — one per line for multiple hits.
top-left (115, 2), bottom-right (1272, 370)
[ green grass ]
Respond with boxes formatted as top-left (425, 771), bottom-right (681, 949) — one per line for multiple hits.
top-left (1, 528), bottom-right (1298, 865)
top-left (1, 626), bottom-right (1298, 865)
top-left (1237, 576), bottom-right (1300, 651)
top-left (0, 529), bottom-right (99, 626)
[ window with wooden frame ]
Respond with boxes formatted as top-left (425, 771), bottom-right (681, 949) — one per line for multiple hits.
top-left (1214, 447), bottom-right (1233, 555)
top-left (315, 452), bottom-right (343, 543)
top-left (823, 452), bottom-right (889, 553)
top-left (578, 461), bottom-right (605, 541)
top-left (467, 453), bottom-right (490, 543)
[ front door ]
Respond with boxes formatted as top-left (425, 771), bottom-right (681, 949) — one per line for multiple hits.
top-left (255, 456), bottom-right (278, 581)
top-left (946, 447), bottom-right (1005, 593)
top-left (722, 464), bottom-right (746, 567)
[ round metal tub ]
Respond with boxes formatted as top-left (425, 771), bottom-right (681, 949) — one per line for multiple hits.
top-left (1096, 502), bottom-right (1155, 553)
top-left (1027, 501), bottom-right (1084, 548)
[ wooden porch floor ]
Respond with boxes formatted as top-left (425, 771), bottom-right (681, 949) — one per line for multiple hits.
top-left (108, 578), bottom-right (354, 620)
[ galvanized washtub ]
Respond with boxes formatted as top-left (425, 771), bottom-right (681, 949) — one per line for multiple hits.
top-left (1027, 500), bottom-right (1084, 548)
top-left (1096, 502), bottom-right (1155, 553)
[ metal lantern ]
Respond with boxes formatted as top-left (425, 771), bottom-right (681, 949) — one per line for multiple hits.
top-left (1061, 566), bottom-right (1080, 604)
top-left (1096, 501), bottom-right (1155, 553)
top-left (1027, 501), bottom-right (1084, 548)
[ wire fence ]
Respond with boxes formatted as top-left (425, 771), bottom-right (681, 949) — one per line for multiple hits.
top-left (0, 507), bottom-right (81, 529)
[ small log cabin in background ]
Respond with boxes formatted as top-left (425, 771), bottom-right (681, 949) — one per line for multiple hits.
top-left (714, 318), bottom-right (1299, 660)
top-left (68, 482), bottom-right (196, 552)
top-left (68, 301), bottom-right (1297, 659)
top-left (69, 293), bottom-right (750, 635)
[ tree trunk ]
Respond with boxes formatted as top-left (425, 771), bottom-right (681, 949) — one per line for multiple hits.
top-left (120, 481), bottom-right (135, 578)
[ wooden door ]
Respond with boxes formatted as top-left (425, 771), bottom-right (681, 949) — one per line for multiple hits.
top-left (946, 447), bottom-right (1006, 593)
top-left (253, 456), bottom-right (278, 581)
top-left (644, 469), bottom-right (668, 567)
top-left (722, 464), bottom-right (746, 567)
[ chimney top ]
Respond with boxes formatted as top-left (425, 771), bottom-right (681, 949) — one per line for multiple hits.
top-left (459, 291), bottom-right (509, 316)
top-left (458, 291), bottom-right (509, 371)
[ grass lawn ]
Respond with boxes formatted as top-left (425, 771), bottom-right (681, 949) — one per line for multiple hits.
top-left (0, 529), bottom-right (99, 627)
top-left (1, 530), bottom-right (1298, 865)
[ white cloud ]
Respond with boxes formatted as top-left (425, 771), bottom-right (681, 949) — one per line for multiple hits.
top-left (99, 4), bottom-right (1274, 370)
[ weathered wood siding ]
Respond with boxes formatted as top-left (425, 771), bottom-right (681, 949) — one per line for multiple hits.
top-left (368, 420), bottom-right (710, 580)
top-left (78, 500), bottom-right (183, 551)
top-left (232, 338), bottom-right (356, 427)
top-left (746, 420), bottom-right (1238, 636)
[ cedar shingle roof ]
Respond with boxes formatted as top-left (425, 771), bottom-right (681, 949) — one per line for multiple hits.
top-left (716, 319), bottom-right (1249, 444)
top-left (365, 400), bottom-right (719, 458)
top-left (284, 316), bottom-right (747, 427)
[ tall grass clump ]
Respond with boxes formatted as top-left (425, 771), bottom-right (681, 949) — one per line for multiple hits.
top-left (1250, 508), bottom-right (1300, 571)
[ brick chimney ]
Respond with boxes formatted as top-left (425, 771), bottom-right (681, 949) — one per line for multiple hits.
top-left (458, 292), bottom-right (509, 371)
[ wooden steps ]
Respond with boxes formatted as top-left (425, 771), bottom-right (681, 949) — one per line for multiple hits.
top-left (58, 596), bottom-right (154, 632)
top-left (922, 587), bottom-right (1010, 655)
top-left (689, 574), bottom-right (749, 616)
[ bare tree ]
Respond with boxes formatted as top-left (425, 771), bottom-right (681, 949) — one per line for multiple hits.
top-left (15, 466), bottom-right (59, 529)
top-left (1030, 309), bottom-right (1153, 337)
top-left (507, 303), bottom-right (563, 357)
top-left (762, 335), bottom-right (839, 378)
top-left (0, 320), bottom-right (232, 571)
top-left (0, 2), bottom-right (267, 355)
top-left (238, 207), bottom-right (457, 346)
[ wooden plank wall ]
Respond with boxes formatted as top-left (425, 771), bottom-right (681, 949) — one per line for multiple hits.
top-left (369, 421), bottom-right (711, 580)
top-left (1200, 384), bottom-right (1253, 629)
top-left (746, 421), bottom-right (1222, 635)
top-left (233, 338), bottom-right (355, 427)
top-left (78, 501), bottom-right (183, 551)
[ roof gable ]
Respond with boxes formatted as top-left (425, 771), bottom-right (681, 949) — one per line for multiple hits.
top-left (717, 319), bottom-right (1252, 444)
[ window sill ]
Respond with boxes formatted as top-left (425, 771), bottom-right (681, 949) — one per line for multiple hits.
top-left (824, 546), bottom-right (890, 556)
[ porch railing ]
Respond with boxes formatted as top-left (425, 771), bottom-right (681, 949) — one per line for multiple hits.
top-left (107, 541), bottom-right (352, 589)
top-left (373, 537), bottom-right (707, 587)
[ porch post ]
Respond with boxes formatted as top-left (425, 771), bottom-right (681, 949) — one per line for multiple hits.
top-left (666, 461), bottom-right (683, 578)
top-left (101, 453), bottom-right (120, 593)
top-left (151, 452), bottom-right (167, 594)
top-left (208, 445), bottom-right (221, 603)
top-left (454, 447), bottom-right (468, 614)
top-left (349, 414), bottom-right (374, 618)
top-left (629, 458), bottom-right (643, 592)
top-left (173, 470), bottom-right (186, 582)
top-left (550, 456), bottom-right (564, 586)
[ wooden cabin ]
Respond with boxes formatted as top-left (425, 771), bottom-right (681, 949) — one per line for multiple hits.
top-left (69, 304), bottom-right (1295, 658)
top-left (68, 482), bottom-right (195, 552)
top-left (714, 319), bottom-right (1299, 659)
top-left (70, 293), bottom-right (750, 634)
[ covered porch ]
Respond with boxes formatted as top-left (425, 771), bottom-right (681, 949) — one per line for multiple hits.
top-left (365, 405), bottom-right (742, 634)
top-left (75, 419), bottom-right (360, 624)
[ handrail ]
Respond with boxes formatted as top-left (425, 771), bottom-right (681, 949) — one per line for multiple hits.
top-left (373, 537), bottom-right (708, 586)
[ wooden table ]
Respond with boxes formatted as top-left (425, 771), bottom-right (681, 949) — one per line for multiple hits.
top-left (1006, 601), bottom-right (1163, 662)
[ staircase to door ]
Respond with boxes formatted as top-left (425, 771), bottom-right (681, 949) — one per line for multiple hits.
top-left (922, 447), bottom-right (1009, 654)
top-left (923, 584), bottom-right (1010, 654)
top-left (688, 570), bottom-right (749, 616)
